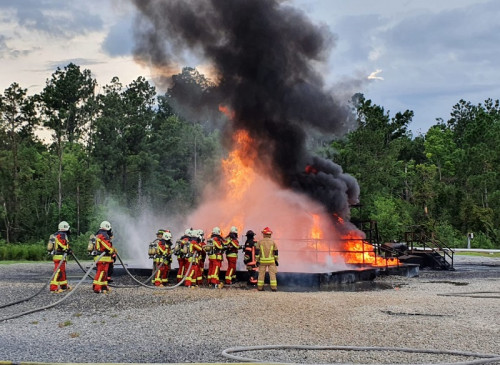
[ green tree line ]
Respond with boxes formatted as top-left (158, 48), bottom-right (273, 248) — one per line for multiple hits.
top-left (0, 64), bottom-right (221, 248)
top-left (330, 94), bottom-right (500, 248)
top-left (0, 64), bottom-right (499, 252)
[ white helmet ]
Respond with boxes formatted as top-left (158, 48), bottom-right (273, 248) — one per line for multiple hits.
top-left (212, 227), bottom-right (221, 235)
top-left (100, 221), bottom-right (112, 230)
top-left (230, 226), bottom-right (238, 234)
top-left (163, 231), bottom-right (172, 240)
top-left (185, 228), bottom-right (193, 236)
top-left (58, 221), bottom-right (70, 232)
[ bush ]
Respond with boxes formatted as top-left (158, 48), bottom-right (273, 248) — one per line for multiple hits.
top-left (0, 242), bottom-right (51, 262)
top-left (0, 233), bottom-right (97, 262)
top-left (470, 232), bottom-right (496, 250)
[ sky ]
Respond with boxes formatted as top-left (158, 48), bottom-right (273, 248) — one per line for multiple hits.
top-left (0, 0), bottom-right (499, 135)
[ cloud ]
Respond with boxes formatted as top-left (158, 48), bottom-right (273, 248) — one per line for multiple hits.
top-left (0, 0), bottom-right (104, 37)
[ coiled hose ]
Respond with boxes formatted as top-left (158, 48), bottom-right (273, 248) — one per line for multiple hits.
top-left (0, 252), bottom-right (68, 309)
top-left (0, 253), bottom-right (105, 322)
top-left (222, 344), bottom-right (500, 365)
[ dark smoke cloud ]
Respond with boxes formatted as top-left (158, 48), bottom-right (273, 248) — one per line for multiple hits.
top-left (131, 0), bottom-right (359, 218)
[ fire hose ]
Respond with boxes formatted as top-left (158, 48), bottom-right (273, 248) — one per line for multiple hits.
top-left (221, 345), bottom-right (500, 365)
top-left (108, 260), bottom-right (166, 288)
top-left (0, 252), bottom-right (105, 322)
top-left (69, 249), bottom-right (169, 287)
top-left (0, 249), bottom-right (198, 322)
top-left (115, 251), bottom-right (196, 290)
top-left (70, 251), bottom-right (88, 274)
top-left (0, 252), bottom-right (68, 309)
top-left (58, 251), bottom-right (160, 287)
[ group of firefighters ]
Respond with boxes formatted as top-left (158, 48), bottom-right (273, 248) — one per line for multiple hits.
top-left (48, 221), bottom-right (279, 295)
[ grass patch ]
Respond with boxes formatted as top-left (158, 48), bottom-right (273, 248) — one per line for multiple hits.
top-left (455, 251), bottom-right (500, 258)
top-left (58, 320), bottom-right (73, 328)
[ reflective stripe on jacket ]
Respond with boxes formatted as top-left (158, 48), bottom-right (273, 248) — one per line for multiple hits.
top-left (256, 238), bottom-right (278, 264)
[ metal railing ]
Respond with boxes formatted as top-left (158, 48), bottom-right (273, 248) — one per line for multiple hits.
top-left (404, 228), bottom-right (454, 270)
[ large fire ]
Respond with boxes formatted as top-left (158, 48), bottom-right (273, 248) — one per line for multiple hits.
top-left (187, 110), bottom-right (399, 272)
top-left (220, 129), bottom-right (256, 200)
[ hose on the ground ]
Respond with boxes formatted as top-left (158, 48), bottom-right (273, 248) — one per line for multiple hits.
top-left (437, 291), bottom-right (500, 299)
top-left (0, 253), bottom-right (105, 322)
top-left (221, 344), bottom-right (500, 365)
top-left (109, 261), bottom-right (165, 288)
top-left (0, 252), bottom-right (68, 309)
top-left (70, 250), bottom-right (164, 288)
top-left (115, 251), bottom-right (196, 290)
top-left (70, 252), bottom-right (88, 274)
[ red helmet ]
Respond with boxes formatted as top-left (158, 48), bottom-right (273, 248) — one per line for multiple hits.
top-left (262, 227), bottom-right (273, 235)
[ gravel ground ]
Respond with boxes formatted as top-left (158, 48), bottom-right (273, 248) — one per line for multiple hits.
top-left (0, 255), bottom-right (499, 364)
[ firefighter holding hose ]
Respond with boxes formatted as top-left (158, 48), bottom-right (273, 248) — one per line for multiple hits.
top-left (153, 230), bottom-right (173, 286)
top-left (149, 229), bottom-right (164, 273)
top-left (243, 230), bottom-right (258, 286)
top-left (49, 221), bottom-right (72, 293)
top-left (174, 229), bottom-right (191, 283)
top-left (206, 227), bottom-right (224, 288)
top-left (92, 220), bottom-right (116, 294)
top-left (184, 230), bottom-right (203, 288)
top-left (224, 226), bottom-right (240, 285)
top-left (256, 227), bottom-right (279, 292)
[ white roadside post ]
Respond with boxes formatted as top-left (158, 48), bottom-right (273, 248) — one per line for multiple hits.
top-left (467, 232), bottom-right (474, 249)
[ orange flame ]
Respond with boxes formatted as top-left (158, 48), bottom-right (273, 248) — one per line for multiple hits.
top-left (221, 129), bottom-right (257, 200)
top-left (204, 106), bottom-right (400, 270)
top-left (342, 230), bottom-right (399, 267)
top-left (311, 214), bottom-right (322, 239)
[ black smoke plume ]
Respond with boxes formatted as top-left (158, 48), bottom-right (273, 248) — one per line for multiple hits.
top-left (131, 0), bottom-right (359, 218)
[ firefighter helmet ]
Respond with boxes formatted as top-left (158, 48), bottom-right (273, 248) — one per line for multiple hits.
top-left (163, 231), bottom-right (172, 240)
top-left (230, 226), bottom-right (238, 234)
top-left (100, 221), bottom-right (112, 231)
top-left (185, 228), bottom-right (194, 236)
top-left (58, 221), bottom-right (70, 232)
top-left (246, 230), bottom-right (255, 237)
top-left (262, 227), bottom-right (272, 236)
top-left (212, 227), bottom-right (221, 235)
top-left (156, 229), bottom-right (165, 236)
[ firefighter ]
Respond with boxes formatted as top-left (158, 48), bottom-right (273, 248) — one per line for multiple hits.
top-left (243, 229), bottom-right (258, 286)
top-left (195, 229), bottom-right (206, 286)
top-left (163, 230), bottom-right (174, 281)
top-left (184, 230), bottom-right (203, 288)
top-left (206, 227), bottom-right (224, 288)
top-left (224, 226), bottom-right (240, 285)
top-left (49, 221), bottom-right (71, 293)
top-left (256, 227), bottom-right (279, 292)
top-left (153, 230), bottom-right (172, 287)
top-left (173, 229), bottom-right (191, 283)
top-left (92, 220), bottom-right (116, 294)
top-left (150, 229), bottom-right (165, 278)
top-left (107, 228), bottom-right (116, 283)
